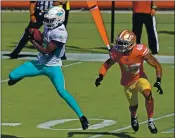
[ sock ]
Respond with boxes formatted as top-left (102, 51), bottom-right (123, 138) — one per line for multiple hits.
top-left (129, 105), bottom-right (138, 118)
top-left (148, 118), bottom-right (154, 122)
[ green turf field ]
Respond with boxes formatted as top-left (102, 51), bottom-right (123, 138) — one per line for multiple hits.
top-left (1, 12), bottom-right (174, 55)
top-left (1, 11), bottom-right (174, 138)
top-left (2, 59), bottom-right (174, 138)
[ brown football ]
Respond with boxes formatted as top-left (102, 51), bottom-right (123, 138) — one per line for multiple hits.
top-left (31, 28), bottom-right (42, 44)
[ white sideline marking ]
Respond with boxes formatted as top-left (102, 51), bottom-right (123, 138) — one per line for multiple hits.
top-left (1, 51), bottom-right (174, 63)
top-left (1, 62), bottom-right (82, 83)
top-left (1, 123), bottom-right (21, 126)
top-left (89, 113), bottom-right (175, 138)
top-left (63, 62), bottom-right (82, 67)
top-left (161, 128), bottom-right (174, 133)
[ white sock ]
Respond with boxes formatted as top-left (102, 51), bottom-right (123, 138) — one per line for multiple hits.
top-left (148, 118), bottom-right (153, 122)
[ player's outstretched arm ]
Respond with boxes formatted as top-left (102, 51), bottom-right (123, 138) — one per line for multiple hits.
top-left (95, 58), bottom-right (115, 87)
top-left (144, 53), bottom-right (163, 94)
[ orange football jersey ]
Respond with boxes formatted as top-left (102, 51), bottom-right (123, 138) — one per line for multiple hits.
top-left (110, 44), bottom-right (149, 86)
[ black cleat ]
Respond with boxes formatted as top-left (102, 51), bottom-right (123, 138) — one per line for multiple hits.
top-left (79, 116), bottom-right (89, 130)
top-left (148, 121), bottom-right (158, 134)
top-left (8, 79), bottom-right (22, 86)
top-left (131, 116), bottom-right (139, 132)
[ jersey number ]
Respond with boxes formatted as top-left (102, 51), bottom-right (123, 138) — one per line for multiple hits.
top-left (123, 63), bottom-right (140, 74)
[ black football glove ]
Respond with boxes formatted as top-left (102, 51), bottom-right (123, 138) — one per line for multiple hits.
top-left (95, 74), bottom-right (103, 87)
top-left (154, 78), bottom-right (163, 94)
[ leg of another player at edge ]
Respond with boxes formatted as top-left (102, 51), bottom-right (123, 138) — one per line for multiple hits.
top-left (46, 66), bottom-right (89, 130)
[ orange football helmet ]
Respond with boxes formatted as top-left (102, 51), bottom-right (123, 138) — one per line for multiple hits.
top-left (115, 30), bottom-right (136, 52)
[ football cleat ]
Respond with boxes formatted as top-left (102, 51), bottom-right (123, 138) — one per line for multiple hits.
top-left (79, 116), bottom-right (89, 130)
top-left (131, 116), bottom-right (139, 132)
top-left (8, 79), bottom-right (22, 86)
top-left (148, 121), bottom-right (158, 134)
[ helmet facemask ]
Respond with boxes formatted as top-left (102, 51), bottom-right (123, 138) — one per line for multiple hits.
top-left (114, 30), bottom-right (136, 53)
top-left (44, 16), bottom-right (57, 29)
top-left (115, 37), bottom-right (135, 53)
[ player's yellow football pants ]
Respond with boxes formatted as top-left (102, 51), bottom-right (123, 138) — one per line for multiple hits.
top-left (124, 78), bottom-right (151, 106)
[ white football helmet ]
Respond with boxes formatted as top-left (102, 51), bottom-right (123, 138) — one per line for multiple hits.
top-left (43, 6), bottom-right (65, 29)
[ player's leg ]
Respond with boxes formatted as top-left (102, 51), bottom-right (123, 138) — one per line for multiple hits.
top-left (132, 13), bottom-right (143, 44)
top-left (124, 83), bottom-right (139, 132)
top-left (8, 60), bottom-right (43, 86)
top-left (136, 78), bottom-right (157, 133)
top-left (45, 66), bottom-right (89, 130)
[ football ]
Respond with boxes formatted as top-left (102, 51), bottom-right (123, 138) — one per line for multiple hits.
top-left (30, 28), bottom-right (42, 44)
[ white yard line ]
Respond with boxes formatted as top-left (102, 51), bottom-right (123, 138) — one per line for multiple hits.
top-left (161, 128), bottom-right (174, 133)
top-left (63, 62), bottom-right (82, 67)
top-left (1, 62), bottom-right (82, 83)
top-left (1, 79), bottom-right (9, 83)
top-left (89, 113), bottom-right (175, 138)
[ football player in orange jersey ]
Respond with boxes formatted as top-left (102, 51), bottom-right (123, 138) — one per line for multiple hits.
top-left (95, 30), bottom-right (163, 134)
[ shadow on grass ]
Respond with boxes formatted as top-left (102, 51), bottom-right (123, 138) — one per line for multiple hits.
top-left (8, 42), bottom-right (109, 54)
top-left (158, 31), bottom-right (175, 35)
top-left (67, 131), bottom-right (135, 138)
top-left (3, 53), bottom-right (37, 58)
top-left (1, 134), bottom-right (22, 138)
